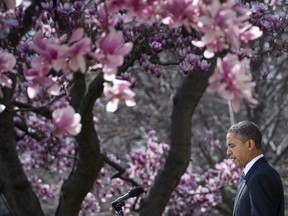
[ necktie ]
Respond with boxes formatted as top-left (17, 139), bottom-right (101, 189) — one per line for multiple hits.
top-left (238, 172), bottom-right (245, 188)
top-left (233, 172), bottom-right (245, 215)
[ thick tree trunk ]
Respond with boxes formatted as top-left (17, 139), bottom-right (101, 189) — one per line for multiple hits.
top-left (140, 60), bottom-right (216, 215)
top-left (55, 74), bottom-right (104, 216)
top-left (0, 89), bottom-right (44, 216)
top-left (0, 1), bottom-right (49, 213)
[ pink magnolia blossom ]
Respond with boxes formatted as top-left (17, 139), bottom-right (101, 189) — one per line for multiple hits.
top-left (116, 0), bottom-right (160, 24)
top-left (162, 0), bottom-right (199, 31)
top-left (90, 29), bottom-right (133, 81)
top-left (67, 28), bottom-right (92, 73)
top-left (25, 57), bottom-right (52, 83)
top-left (32, 30), bottom-right (68, 72)
top-left (0, 50), bottom-right (16, 89)
top-left (268, 0), bottom-right (282, 6)
top-left (0, 104), bottom-right (5, 113)
top-left (32, 29), bottom-right (92, 78)
top-left (192, 0), bottom-right (262, 58)
top-left (94, 2), bottom-right (119, 30)
top-left (207, 54), bottom-right (257, 112)
top-left (103, 79), bottom-right (136, 112)
top-left (4, 0), bottom-right (22, 9)
top-left (24, 56), bottom-right (60, 98)
top-left (27, 29), bottom-right (92, 98)
top-left (192, 29), bottom-right (227, 59)
top-left (239, 24), bottom-right (263, 43)
top-left (52, 106), bottom-right (82, 137)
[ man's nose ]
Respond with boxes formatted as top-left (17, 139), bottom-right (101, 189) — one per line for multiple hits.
top-left (226, 148), bottom-right (231, 156)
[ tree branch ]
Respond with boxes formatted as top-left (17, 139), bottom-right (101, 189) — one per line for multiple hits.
top-left (140, 58), bottom-right (217, 215)
top-left (7, 0), bottom-right (45, 48)
top-left (55, 74), bottom-right (105, 216)
top-left (102, 153), bottom-right (140, 186)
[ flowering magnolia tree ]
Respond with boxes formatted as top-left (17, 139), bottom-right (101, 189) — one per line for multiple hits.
top-left (81, 131), bottom-right (240, 215)
top-left (0, 0), bottom-right (286, 215)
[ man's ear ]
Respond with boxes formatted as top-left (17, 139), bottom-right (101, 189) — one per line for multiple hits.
top-left (247, 139), bottom-right (256, 150)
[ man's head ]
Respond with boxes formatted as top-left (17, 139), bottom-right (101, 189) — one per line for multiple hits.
top-left (226, 121), bottom-right (262, 168)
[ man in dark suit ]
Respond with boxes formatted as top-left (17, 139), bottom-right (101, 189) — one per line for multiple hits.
top-left (226, 120), bottom-right (284, 216)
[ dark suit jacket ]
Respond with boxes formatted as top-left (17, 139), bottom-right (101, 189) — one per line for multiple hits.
top-left (233, 157), bottom-right (284, 216)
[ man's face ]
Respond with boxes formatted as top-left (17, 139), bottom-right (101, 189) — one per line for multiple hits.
top-left (226, 132), bottom-right (251, 168)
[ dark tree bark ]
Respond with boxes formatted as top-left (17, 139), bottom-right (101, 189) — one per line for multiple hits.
top-left (0, 87), bottom-right (45, 216)
top-left (140, 59), bottom-right (216, 215)
top-left (0, 2), bottom-right (54, 215)
top-left (55, 74), bottom-right (105, 216)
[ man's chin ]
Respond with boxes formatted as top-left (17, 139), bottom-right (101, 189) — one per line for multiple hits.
top-left (233, 160), bottom-right (241, 168)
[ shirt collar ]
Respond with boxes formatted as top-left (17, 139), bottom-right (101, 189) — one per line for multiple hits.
top-left (243, 154), bottom-right (264, 175)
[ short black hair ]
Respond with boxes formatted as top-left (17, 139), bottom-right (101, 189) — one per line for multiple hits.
top-left (227, 121), bottom-right (262, 149)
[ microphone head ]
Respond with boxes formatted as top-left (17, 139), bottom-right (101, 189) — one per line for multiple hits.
top-left (128, 186), bottom-right (144, 197)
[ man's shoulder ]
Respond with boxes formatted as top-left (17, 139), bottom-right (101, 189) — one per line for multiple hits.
top-left (247, 157), bottom-right (279, 177)
top-left (249, 159), bottom-right (281, 181)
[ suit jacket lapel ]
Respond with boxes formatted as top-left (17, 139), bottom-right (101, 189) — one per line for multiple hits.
top-left (245, 157), bottom-right (267, 180)
top-left (233, 178), bottom-right (246, 214)
top-left (233, 157), bottom-right (268, 215)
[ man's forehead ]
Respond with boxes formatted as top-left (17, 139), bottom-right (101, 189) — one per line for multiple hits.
top-left (226, 132), bottom-right (241, 138)
top-left (226, 133), bottom-right (242, 143)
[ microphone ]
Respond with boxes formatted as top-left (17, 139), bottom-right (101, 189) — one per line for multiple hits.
top-left (111, 186), bottom-right (144, 212)
top-left (112, 186), bottom-right (144, 205)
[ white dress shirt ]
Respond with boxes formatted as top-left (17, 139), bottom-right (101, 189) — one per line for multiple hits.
top-left (243, 154), bottom-right (264, 175)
